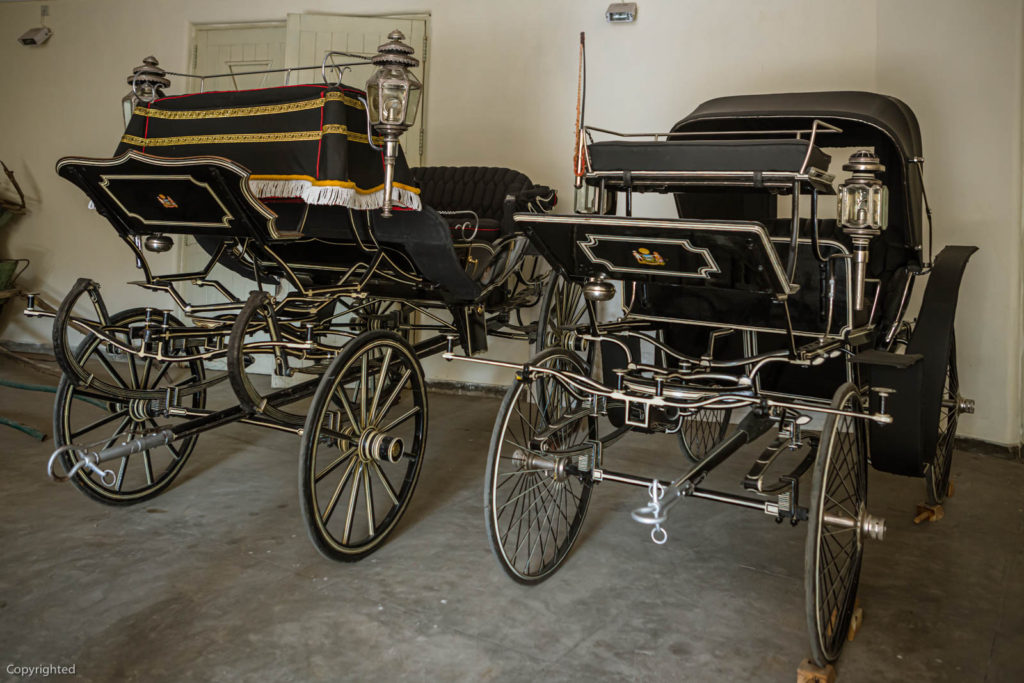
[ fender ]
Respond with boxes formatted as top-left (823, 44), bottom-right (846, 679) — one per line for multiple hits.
top-left (869, 245), bottom-right (978, 476)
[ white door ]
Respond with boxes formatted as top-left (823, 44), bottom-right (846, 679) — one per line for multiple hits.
top-left (284, 13), bottom-right (428, 167)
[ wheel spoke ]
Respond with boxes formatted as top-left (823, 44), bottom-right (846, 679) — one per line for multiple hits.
top-left (372, 368), bottom-right (412, 426)
top-left (315, 447), bottom-right (356, 483)
top-left (70, 408), bottom-right (128, 440)
top-left (368, 460), bottom-right (400, 506)
top-left (321, 458), bottom-right (358, 525)
top-left (378, 406), bottom-right (421, 434)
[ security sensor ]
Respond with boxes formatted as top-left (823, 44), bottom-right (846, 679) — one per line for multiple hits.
top-left (606, 2), bottom-right (637, 23)
top-left (18, 26), bottom-right (53, 46)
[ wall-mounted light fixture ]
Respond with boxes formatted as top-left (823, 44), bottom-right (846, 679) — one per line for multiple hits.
top-left (18, 4), bottom-right (52, 46)
top-left (606, 3), bottom-right (637, 23)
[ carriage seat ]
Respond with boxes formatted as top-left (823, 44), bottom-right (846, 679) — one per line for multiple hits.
top-left (588, 139), bottom-right (830, 176)
top-left (412, 166), bottom-right (555, 242)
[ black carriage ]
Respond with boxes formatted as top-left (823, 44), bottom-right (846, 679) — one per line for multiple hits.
top-left (30, 34), bottom-right (559, 562)
top-left (449, 90), bottom-right (977, 666)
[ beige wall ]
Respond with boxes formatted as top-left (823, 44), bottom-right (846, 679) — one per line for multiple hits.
top-left (0, 0), bottom-right (1020, 445)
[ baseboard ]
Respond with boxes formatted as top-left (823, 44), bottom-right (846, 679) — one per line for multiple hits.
top-left (425, 379), bottom-right (507, 398)
top-left (955, 436), bottom-right (1023, 462)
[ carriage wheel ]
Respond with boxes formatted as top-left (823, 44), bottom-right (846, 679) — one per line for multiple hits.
top-left (805, 382), bottom-right (868, 666)
top-left (53, 308), bottom-right (206, 505)
top-left (535, 274), bottom-right (595, 367)
top-left (925, 336), bottom-right (959, 505)
top-left (485, 348), bottom-right (596, 584)
top-left (299, 331), bottom-right (427, 561)
top-left (677, 408), bottom-right (731, 462)
top-left (227, 290), bottom-right (307, 425)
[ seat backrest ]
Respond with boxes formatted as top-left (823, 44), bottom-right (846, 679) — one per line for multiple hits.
top-left (412, 166), bottom-right (531, 221)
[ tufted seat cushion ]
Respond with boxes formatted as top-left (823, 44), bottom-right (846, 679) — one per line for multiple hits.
top-left (411, 166), bottom-right (546, 241)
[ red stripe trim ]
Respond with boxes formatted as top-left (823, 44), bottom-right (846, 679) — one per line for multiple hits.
top-left (315, 92), bottom-right (325, 179)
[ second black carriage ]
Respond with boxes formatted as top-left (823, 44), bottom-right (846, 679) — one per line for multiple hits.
top-left (447, 90), bottom-right (977, 666)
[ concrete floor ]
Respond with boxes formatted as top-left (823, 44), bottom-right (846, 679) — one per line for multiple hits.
top-left (1, 357), bottom-right (1023, 683)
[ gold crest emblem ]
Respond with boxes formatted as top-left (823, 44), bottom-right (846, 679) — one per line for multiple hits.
top-left (157, 194), bottom-right (178, 209)
top-left (632, 247), bottom-right (665, 266)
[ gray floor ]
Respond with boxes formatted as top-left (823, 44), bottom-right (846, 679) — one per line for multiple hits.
top-left (1, 358), bottom-right (1022, 683)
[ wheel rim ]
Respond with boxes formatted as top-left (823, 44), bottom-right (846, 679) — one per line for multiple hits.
top-left (536, 276), bottom-right (594, 365)
top-left (808, 385), bottom-right (866, 665)
top-left (55, 310), bottom-right (205, 503)
top-left (677, 408), bottom-right (729, 462)
top-left (926, 339), bottom-right (958, 504)
top-left (302, 333), bottom-right (426, 558)
top-left (486, 350), bottom-right (594, 582)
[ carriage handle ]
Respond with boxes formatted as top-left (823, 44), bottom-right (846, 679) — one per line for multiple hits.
top-left (47, 445), bottom-right (115, 486)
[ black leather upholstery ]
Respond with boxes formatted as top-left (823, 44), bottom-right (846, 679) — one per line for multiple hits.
top-left (588, 139), bottom-right (830, 174)
top-left (411, 166), bottom-right (536, 241)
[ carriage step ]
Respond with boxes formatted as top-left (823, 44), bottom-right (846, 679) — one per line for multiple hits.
top-left (849, 349), bottom-right (922, 368)
top-left (796, 659), bottom-right (836, 683)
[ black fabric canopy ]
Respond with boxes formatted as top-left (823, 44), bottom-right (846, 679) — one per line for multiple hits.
top-left (671, 91), bottom-right (924, 257)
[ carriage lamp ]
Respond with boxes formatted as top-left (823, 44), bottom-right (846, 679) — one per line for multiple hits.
top-left (838, 150), bottom-right (888, 311)
top-left (366, 30), bottom-right (422, 217)
top-left (122, 56), bottom-right (171, 127)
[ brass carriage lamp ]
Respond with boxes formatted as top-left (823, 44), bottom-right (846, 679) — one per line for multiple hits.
top-left (122, 56), bottom-right (171, 128)
top-left (838, 150), bottom-right (888, 311)
top-left (366, 30), bottom-right (422, 217)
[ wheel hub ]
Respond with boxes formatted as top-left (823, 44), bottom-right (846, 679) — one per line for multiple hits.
top-left (512, 449), bottom-right (570, 482)
top-left (127, 398), bottom-right (155, 422)
top-left (357, 428), bottom-right (404, 463)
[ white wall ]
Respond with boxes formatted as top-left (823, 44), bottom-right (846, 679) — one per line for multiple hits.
top-left (0, 0), bottom-right (1020, 445)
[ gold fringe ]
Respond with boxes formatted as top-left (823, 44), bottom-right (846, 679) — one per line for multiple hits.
top-left (132, 90), bottom-right (364, 120)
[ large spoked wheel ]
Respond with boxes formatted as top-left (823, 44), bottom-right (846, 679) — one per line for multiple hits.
top-left (925, 336), bottom-right (959, 505)
top-left (299, 330), bottom-right (427, 561)
top-left (677, 408), bottom-right (731, 462)
top-left (535, 274), bottom-right (595, 367)
top-left (53, 308), bottom-right (206, 505)
top-left (485, 348), bottom-right (596, 584)
top-left (805, 382), bottom-right (868, 666)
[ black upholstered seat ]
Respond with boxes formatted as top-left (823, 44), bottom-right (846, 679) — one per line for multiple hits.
top-left (588, 139), bottom-right (830, 174)
top-left (412, 166), bottom-right (535, 241)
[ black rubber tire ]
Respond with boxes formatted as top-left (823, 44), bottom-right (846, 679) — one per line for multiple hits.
top-left (227, 290), bottom-right (306, 426)
top-left (53, 308), bottom-right (205, 505)
top-left (484, 347), bottom-right (595, 584)
top-left (925, 336), bottom-right (958, 505)
top-left (805, 382), bottom-right (867, 666)
top-left (299, 330), bottom-right (427, 561)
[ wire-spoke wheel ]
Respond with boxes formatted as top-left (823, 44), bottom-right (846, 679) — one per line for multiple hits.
top-left (535, 274), bottom-right (595, 367)
top-left (485, 348), bottom-right (595, 584)
top-left (805, 382), bottom-right (868, 666)
top-left (299, 330), bottom-right (427, 561)
top-left (925, 336), bottom-right (959, 505)
top-left (677, 408), bottom-right (731, 462)
top-left (53, 308), bottom-right (206, 505)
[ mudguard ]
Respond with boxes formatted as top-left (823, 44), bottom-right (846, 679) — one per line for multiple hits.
top-left (867, 245), bottom-right (977, 476)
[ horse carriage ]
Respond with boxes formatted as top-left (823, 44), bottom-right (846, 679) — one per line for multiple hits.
top-left (444, 89), bottom-right (977, 666)
top-left (29, 31), bottom-right (559, 561)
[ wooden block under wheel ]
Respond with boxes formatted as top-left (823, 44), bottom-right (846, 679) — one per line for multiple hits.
top-left (947, 479), bottom-right (955, 498)
top-left (847, 598), bottom-right (863, 642)
top-left (797, 658), bottom-right (836, 683)
top-left (914, 503), bottom-right (945, 524)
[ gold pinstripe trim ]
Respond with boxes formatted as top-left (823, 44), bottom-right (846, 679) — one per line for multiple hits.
top-left (120, 126), bottom-right (383, 147)
top-left (132, 90), bottom-right (364, 120)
